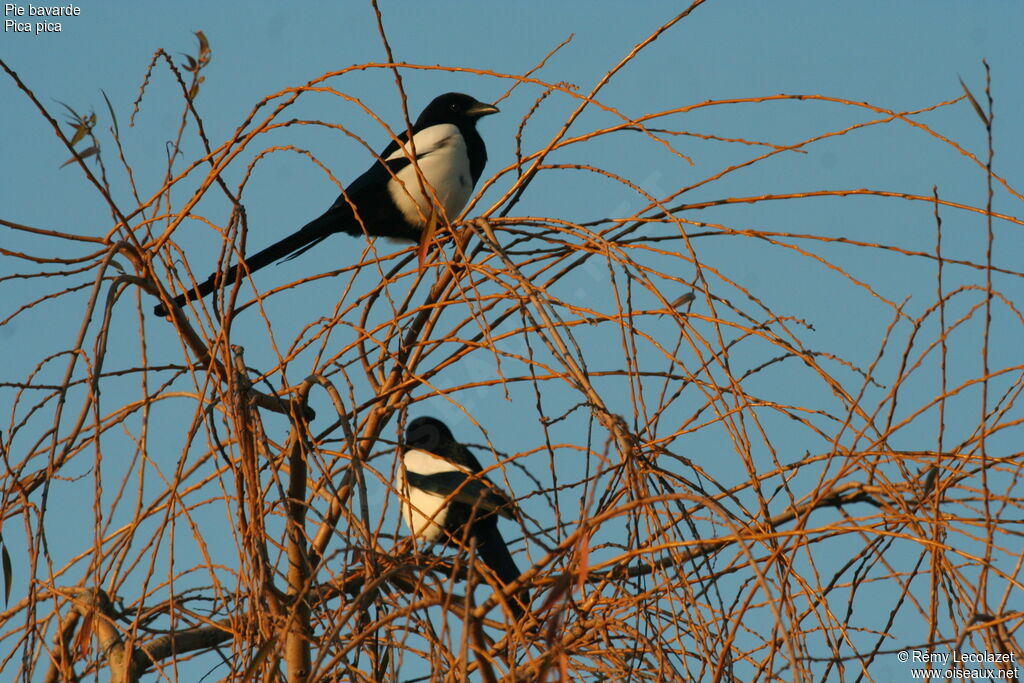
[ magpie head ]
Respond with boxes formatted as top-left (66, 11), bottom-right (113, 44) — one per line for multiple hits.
top-left (405, 416), bottom-right (456, 452)
top-left (416, 93), bottom-right (499, 128)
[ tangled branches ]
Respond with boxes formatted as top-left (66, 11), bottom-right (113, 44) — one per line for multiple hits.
top-left (2, 5), bottom-right (1023, 681)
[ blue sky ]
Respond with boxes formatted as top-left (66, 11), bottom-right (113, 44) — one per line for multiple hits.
top-left (3, 2), bottom-right (1024, 679)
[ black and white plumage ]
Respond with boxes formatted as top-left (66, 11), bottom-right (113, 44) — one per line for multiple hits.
top-left (398, 416), bottom-right (527, 618)
top-left (153, 92), bottom-right (499, 317)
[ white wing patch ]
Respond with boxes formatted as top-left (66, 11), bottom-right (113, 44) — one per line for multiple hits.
top-left (403, 448), bottom-right (464, 475)
top-left (385, 124), bottom-right (460, 163)
top-left (397, 448), bottom-right (465, 543)
top-left (386, 123), bottom-right (473, 228)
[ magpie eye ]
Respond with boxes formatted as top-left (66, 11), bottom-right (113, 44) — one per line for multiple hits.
top-left (450, 103), bottom-right (459, 111)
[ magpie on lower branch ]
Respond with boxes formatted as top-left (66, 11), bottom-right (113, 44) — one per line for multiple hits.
top-left (398, 416), bottom-right (528, 619)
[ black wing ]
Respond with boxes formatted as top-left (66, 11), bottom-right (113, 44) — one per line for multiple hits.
top-left (405, 470), bottom-right (515, 519)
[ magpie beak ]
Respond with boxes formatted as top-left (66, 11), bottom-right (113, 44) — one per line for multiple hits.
top-left (154, 92), bottom-right (499, 317)
top-left (464, 101), bottom-right (500, 117)
top-left (398, 416), bottom-right (528, 619)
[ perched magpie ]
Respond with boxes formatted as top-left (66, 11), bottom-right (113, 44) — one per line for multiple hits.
top-left (398, 416), bottom-right (528, 618)
top-left (153, 92), bottom-right (499, 317)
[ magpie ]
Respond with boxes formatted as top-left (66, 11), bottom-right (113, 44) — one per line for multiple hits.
top-left (398, 416), bottom-right (528, 619)
top-left (153, 92), bottom-right (499, 317)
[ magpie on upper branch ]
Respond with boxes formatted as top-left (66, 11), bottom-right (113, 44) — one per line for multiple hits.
top-left (153, 92), bottom-right (499, 317)
top-left (398, 416), bottom-right (528, 619)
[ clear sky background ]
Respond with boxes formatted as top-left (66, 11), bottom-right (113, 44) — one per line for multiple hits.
top-left (3, 2), bottom-right (1024, 679)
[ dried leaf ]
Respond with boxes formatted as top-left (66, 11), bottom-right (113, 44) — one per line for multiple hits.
top-left (55, 99), bottom-right (78, 120)
top-left (61, 145), bottom-right (98, 168)
top-left (958, 76), bottom-right (989, 126)
top-left (670, 291), bottom-right (696, 308)
top-left (195, 30), bottom-right (209, 58)
top-left (101, 89), bottom-right (119, 138)
top-left (68, 121), bottom-right (89, 147)
top-left (73, 611), bottom-right (94, 660)
top-left (0, 535), bottom-right (11, 606)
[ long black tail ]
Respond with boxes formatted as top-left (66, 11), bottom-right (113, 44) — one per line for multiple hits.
top-left (474, 519), bottom-right (529, 619)
top-left (153, 208), bottom-right (344, 317)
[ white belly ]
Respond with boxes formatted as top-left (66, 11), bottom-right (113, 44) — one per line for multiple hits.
top-left (386, 123), bottom-right (473, 228)
top-left (398, 448), bottom-right (460, 543)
